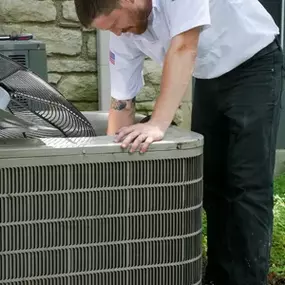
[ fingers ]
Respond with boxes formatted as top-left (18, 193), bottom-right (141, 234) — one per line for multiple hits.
top-left (113, 123), bottom-right (161, 153)
top-left (122, 133), bottom-right (152, 153)
top-left (139, 136), bottom-right (154, 153)
top-left (130, 134), bottom-right (148, 152)
top-left (114, 126), bottom-right (134, 143)
top-left (121, 131), bottom-right (140, 149)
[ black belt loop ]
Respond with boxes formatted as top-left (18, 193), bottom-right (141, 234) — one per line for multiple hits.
top-left (275, 35), bottom-right (283, 51)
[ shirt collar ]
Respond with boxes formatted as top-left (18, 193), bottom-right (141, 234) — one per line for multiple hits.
top-left (147, 0), bottom-right (160, 26)
top-left (152, 0), bottom-right (160, 11)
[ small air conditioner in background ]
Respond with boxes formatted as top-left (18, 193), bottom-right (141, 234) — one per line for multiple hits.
top-left (0, 39), bottom-right (48, 81)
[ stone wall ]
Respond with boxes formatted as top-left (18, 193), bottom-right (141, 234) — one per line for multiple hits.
top-left (0, 0), bottom-right (97, 111)
top-left (0, 0), bottom-right (192, 128)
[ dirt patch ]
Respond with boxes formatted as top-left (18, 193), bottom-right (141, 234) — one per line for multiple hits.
top-left (268, 273), bottom-right (285, 285)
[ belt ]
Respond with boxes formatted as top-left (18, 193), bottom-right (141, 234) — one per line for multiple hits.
top-left (255, 37), bottom-right (281, 58)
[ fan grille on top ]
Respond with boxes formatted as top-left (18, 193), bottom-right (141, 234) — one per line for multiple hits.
top-left (0, 54), bottom-right (96, 138)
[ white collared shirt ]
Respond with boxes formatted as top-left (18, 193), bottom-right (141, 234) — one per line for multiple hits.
top-left (109, 0), bottom-right (279, 100)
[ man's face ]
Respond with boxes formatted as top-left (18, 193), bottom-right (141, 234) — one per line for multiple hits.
top-left (91, 0), bottom-right (150, 36)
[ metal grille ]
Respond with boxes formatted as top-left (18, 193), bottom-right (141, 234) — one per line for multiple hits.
top-left (8, 54), bottom-right (27, 68)
top-left (0, 54), bottom-right (97, 138)
top-left (0, 53), bottom-right (23, 81)
top-left (0, 156), bottom-right (203, 285)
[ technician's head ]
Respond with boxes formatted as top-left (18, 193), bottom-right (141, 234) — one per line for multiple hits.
top-left (74, 0), bottom-right (152, 36)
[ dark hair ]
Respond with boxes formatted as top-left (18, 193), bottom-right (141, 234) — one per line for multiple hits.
top-left (74, 0), bottom-right (119, 28)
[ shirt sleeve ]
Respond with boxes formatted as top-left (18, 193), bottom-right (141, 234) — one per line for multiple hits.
top-left (109, 33), bottom-right (146, 101)
top-left (164, 0), bottom-right (211, 39)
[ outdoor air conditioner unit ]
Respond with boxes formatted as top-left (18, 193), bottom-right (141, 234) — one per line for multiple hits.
top-left (0, 39), bottom-right (48, 81)
top-left (0, 111), bottom-right (204, 285)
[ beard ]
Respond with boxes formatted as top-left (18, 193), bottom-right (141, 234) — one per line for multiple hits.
top-left (132, 21), bottom-right (148, 34)
top-left (130, 6), bottom-right (149, 34)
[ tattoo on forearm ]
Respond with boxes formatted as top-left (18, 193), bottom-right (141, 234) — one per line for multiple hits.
top-left (111, 97), bottom-right (136, 111)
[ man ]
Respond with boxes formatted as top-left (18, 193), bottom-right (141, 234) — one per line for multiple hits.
top-left (74, 0), bottom-right (284, 284)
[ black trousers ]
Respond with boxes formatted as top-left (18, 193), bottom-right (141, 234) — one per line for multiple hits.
top-left (191, 39), bottom-right (284, 285)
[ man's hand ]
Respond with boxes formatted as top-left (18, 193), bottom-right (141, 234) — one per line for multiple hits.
top-left (114, 121), bottom-right (166, 153)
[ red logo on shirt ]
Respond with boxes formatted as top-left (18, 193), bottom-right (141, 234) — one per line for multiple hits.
top-left (109, 51), bottom-right (115, 65)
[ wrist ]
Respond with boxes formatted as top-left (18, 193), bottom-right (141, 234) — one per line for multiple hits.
top-left (108, 109), bottom-right (135, 135)
top-left (149, 116), bottom-right (171, 133)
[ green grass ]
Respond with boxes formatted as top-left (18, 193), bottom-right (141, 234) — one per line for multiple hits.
top-left (270, 174), bottom-right (285, 276)
top-left (201, 174), bottom-right (285, 276)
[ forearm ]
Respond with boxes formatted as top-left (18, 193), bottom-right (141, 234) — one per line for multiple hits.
top-left (150, 30), bottom-right (199, 131)
top-left (107, 97), bottom-right (136, 135)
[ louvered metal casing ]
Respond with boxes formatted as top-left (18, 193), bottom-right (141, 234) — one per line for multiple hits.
top-left (0, 112), bottom-right (204, 285)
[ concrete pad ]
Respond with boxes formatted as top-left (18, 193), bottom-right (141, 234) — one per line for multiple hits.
top-left (275, 149), bottom-right (285, 176)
